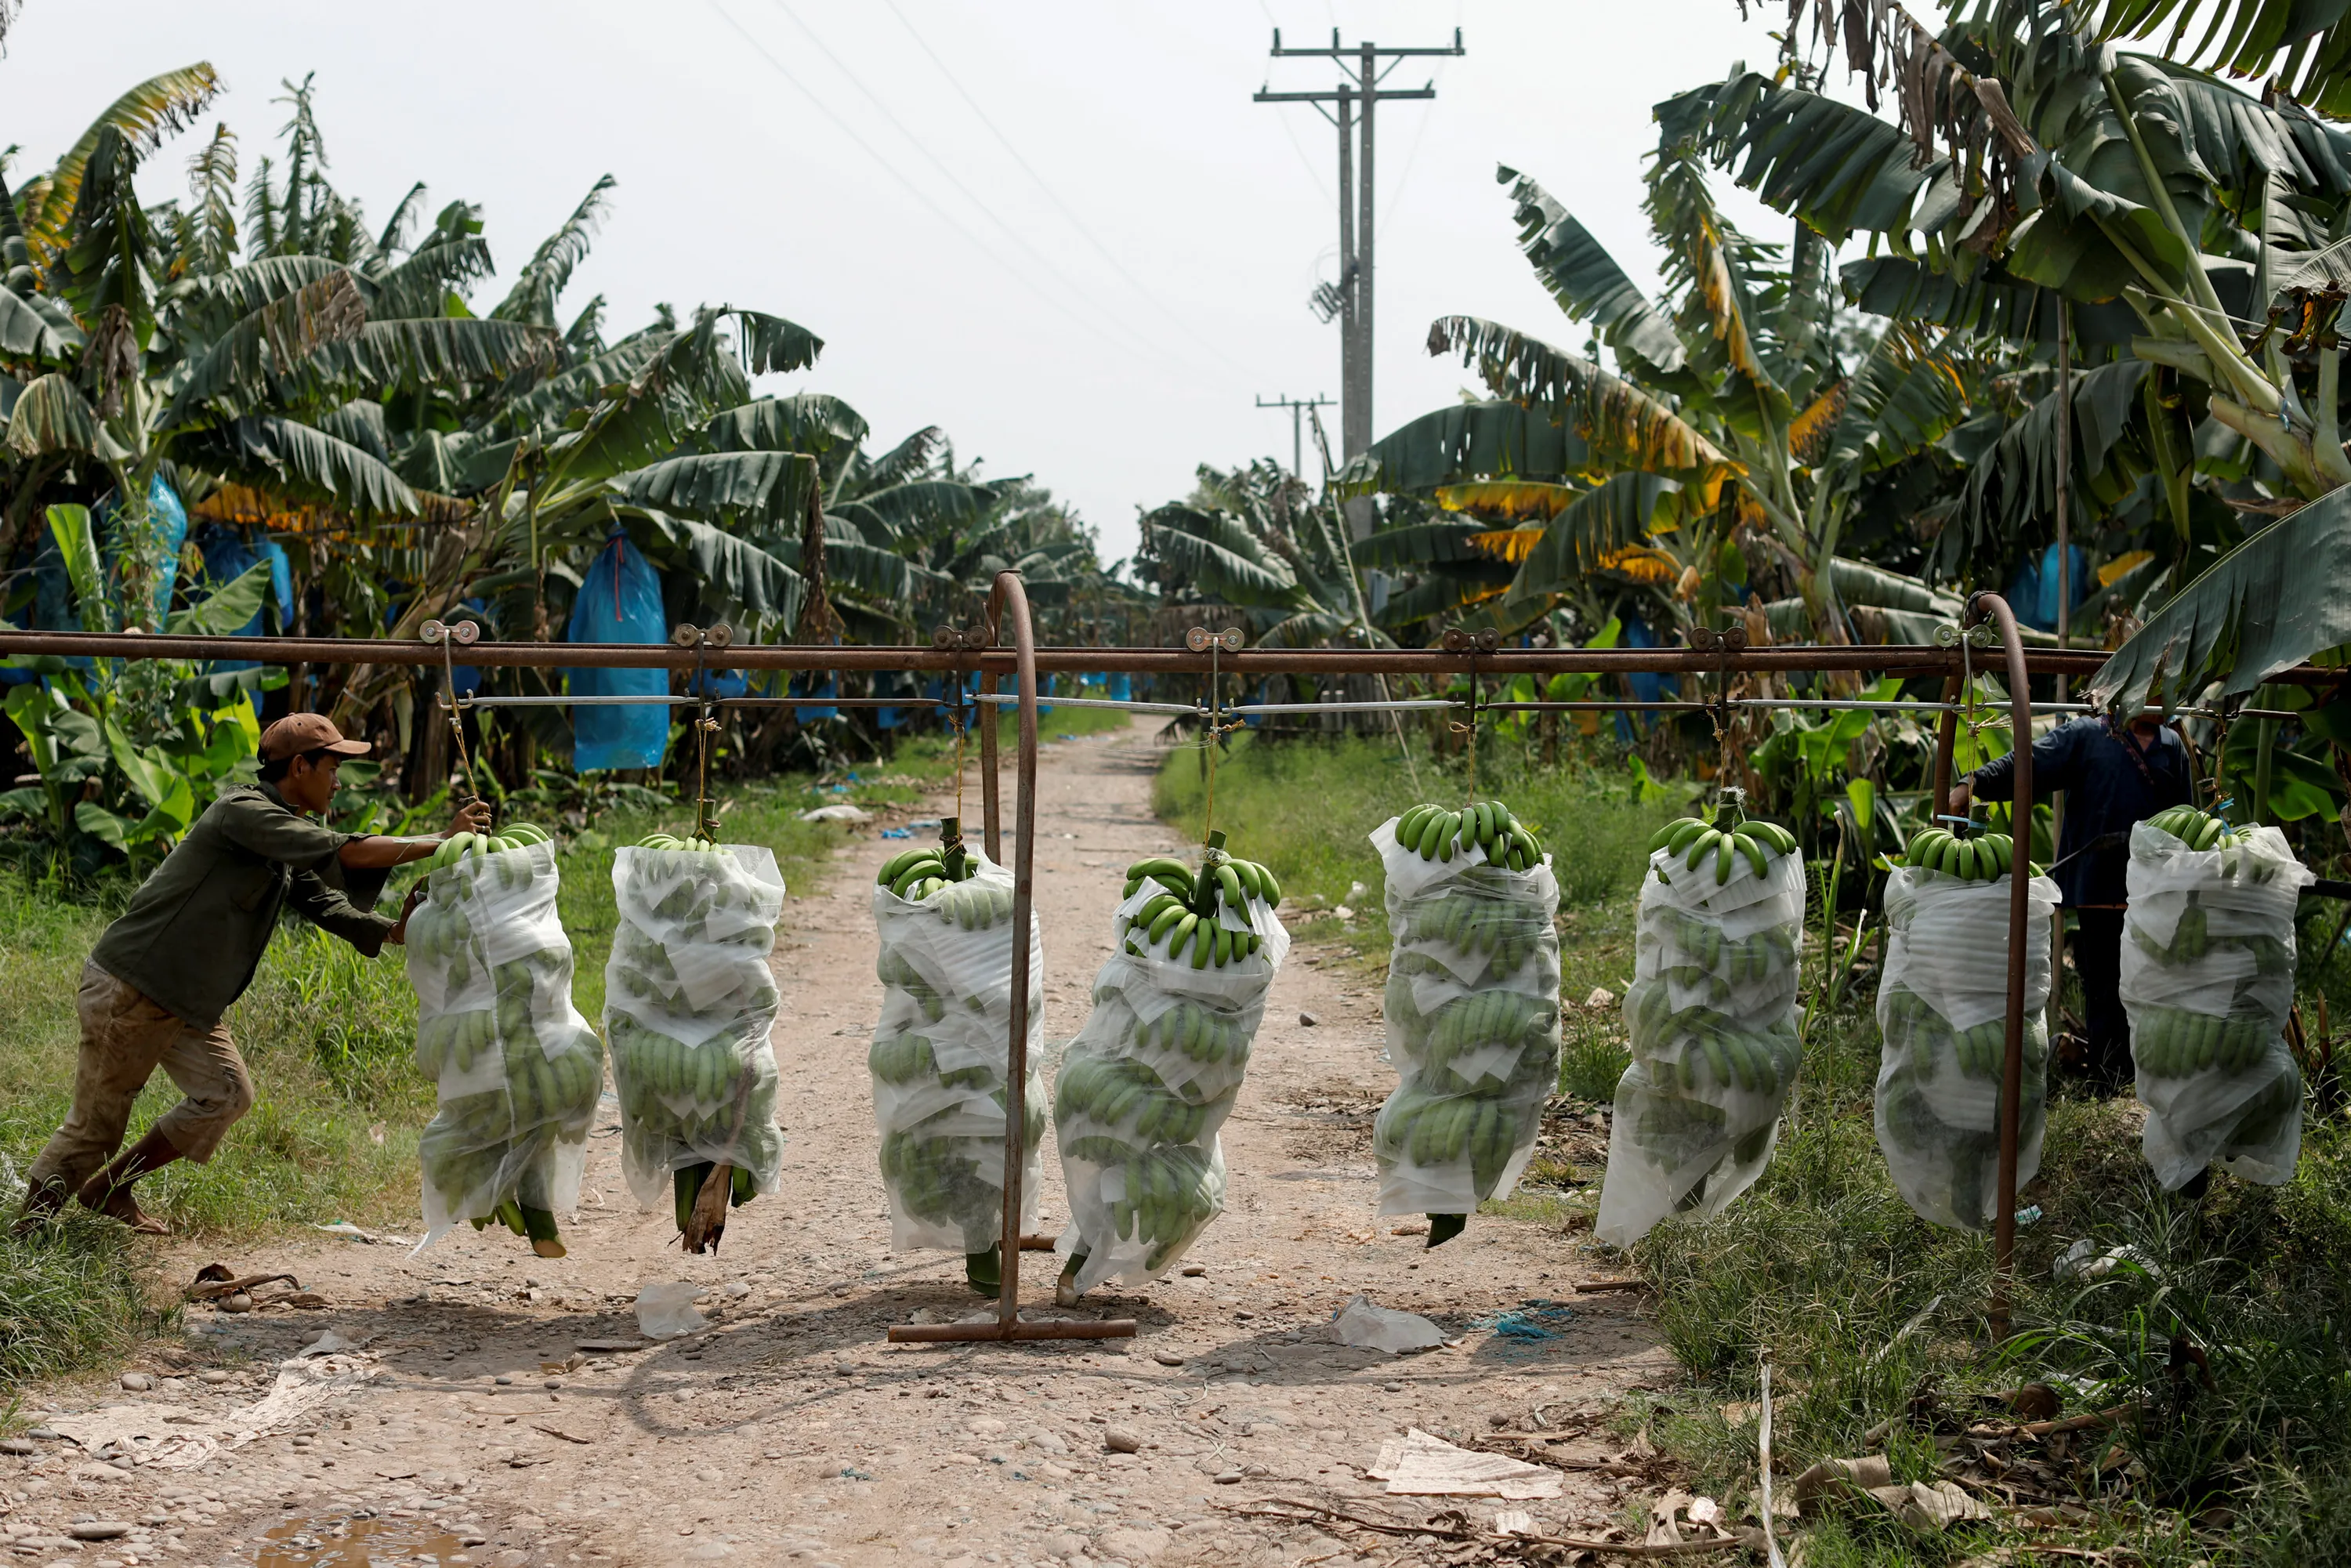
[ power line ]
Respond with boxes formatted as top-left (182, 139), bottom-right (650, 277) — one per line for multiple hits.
top-left (1256, 0), bottom-right (1336, 203)
top-left (1378, 2), bottom-right (1462, 243)
top-left (876, 0), bottom-right (1263, 379)
top-left (761, 0), bottom-right (1181, 370)
top-left (703, 0), bottom-right (1166, 369)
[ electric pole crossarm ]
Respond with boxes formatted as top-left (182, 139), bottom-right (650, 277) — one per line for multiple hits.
top-left (1270, 27), bottom-right (1463, 57)
top-left (1252, 89), bottom-right (1437, 102)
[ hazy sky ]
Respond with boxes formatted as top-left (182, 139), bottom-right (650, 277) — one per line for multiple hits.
top-left (2, 1), bottom-right (1792, 567)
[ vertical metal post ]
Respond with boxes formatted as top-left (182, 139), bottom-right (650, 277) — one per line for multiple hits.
top-left (1967, 594), bottom-right (2035, 1339)
top-left (991, 573), bottom-right (1038, 1334)
top-left (1336, 81), bottom-right (1356, 461)
top-left (2051, 305), bottom-right (2071, 1041)
top-left (1356, 40), bottom-right (1376, 464)
top-left (980, 669), bottom-right (1002, 861)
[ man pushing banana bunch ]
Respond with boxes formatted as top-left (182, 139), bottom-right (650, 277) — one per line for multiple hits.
top-left (14, 715), bottom-right (488, 1235)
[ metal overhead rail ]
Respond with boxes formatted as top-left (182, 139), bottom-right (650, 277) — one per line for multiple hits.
top-left (4, 625), bottom-right (2340, 690)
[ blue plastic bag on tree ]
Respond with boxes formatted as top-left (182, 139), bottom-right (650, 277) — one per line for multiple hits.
top-left (567, 531), bottom-right (669, 772)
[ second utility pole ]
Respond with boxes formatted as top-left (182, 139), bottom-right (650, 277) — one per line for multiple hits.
top-left (1255, 27), bottom-right (1462, 533)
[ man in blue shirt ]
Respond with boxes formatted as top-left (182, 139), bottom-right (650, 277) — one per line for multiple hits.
top-left (1951, 711), bottom-right (2195, 1091)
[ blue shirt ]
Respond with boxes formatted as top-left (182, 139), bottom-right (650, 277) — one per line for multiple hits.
top-left (1969, 716), bottom-right (2193, 907)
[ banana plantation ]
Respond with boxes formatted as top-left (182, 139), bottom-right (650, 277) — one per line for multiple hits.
top-left (10, 6), bottom-right (2351, 871)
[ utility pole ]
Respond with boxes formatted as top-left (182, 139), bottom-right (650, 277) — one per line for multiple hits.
top-left (1255, 393), bottom-right (1335, 480)
top-left (1255, 27), bottom-right (1462, 534)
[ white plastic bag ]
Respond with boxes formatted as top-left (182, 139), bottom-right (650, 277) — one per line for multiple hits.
top-left (1370, 817), bottom-right (1562, 1219)
top-left (2120, 822), bottom-right (2313, 1188)
top-left (1873, 865), bottom-right (2060, 1230)
top-left (603, 845), bottom-right (788, 1212)
top-left (404, 842), bottom-right (603, 1251)
top-left (1597, 842), bottom-right (1806, 1248)
top-left (869, 851), bottom-right (1046, 1253)
top-left (1052, 864), bottom-right (1288, 1295)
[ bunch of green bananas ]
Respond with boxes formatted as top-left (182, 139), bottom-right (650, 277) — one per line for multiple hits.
top-left (1904, 825), bottom-right (2038, 881)
top-left (1121, 849), bottom-right (1282, 910)
top-left (1422, 991), bottom-right (1557, 1084)
top-left (879, 1075), bottom-right (1047, 1251)
top-left (1054, 1053), bottom-right (1224, 1144)
top-left (1628, 983), bottom-right (1802, 1095)
top-left (635, 831), bottom-right (727, 853)
top-left (1649, 806), bottom-right (1795, 886)
top-left (1131, 1001), bottom-right (1248, 1066)
top-left (2126, 900), bottom-right (2292, 970)
top-left (404, 901), bottom-right (477, 980)
top-left (1881, 985), bottom-right (2027, 1081)
top-left (1107, 1144), bottom-right (1219, 1271)
top-left (609, 1016), bottom-right (773, 1110)
top-left (869, 1031), bottom-right (994, 1090)
top-left (1395, 800), bottom-right (1545, 869)
top-left (875, 947), bottom-right (951, 1022)
top-left (2146, 806), bottom-right (2284, 881)
top-left (1375, 1086), bottom-right (1535, 1196)
top-left (1117, 836), bottom-right (1277, 969)
top-left (2132, 1002), bottom-right (2277, 1077)
top-left (1873, 1073), bottom-right (2020, 1233)
top-left (1404, 889), bottom-right (1545, 970)
top-left (1656, 909), bottom-right (1799, 984)
top-left (417, 1027), bottom-right (603, 1257)
top-left (877, 833), bottom-right (979, 901)
top-left (422, 820), bottom-right (551, 872)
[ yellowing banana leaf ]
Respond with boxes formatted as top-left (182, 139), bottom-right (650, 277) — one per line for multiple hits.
top-left (1789, 379), bottom-right (1847, 464)
top-left (1598, 545), bottom-right (1683, 586)
top-left (1466, 530), bottom-right (1545, 563)
top-left (1433, 480), bottom-right (1580, 520)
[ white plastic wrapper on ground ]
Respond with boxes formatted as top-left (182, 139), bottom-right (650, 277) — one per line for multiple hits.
top-left (1369, 818), bottom-right (1562, 1218)
top-left (1598, 840), bottom-right (1806, 1248)
top-left (1052, 878), bottom-right (1288, 1295)
top-left (404, 842), bottom-right (603, 1248)
top-left (603, 845), bottom-right (788, 1206)
top-left (868, 853), bottom-right (1046, 1253)
top-left (1874, 866), bottom-right (2059, 1231)
top-left (2120, 822), bottom-right (2313, 1188)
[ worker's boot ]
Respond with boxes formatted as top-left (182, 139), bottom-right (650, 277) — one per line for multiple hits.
top-left (964, 1244), bottom-right (1002, 1297)
top-left (74, 1129), bottom-right (179, 1236)
top-left (1055, 1252), bottom-right (1086, 1308)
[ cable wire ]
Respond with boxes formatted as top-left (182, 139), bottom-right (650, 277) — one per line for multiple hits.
top-left (704, 0), bottom-right (1169, 368)
top-left (878, 0), bottom-right (1264, 379)
top-left (761, 0), bottom-right (1183, 371)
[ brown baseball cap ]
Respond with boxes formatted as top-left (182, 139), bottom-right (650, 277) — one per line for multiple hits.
top-left (258, 712), bottom-right (372, 762)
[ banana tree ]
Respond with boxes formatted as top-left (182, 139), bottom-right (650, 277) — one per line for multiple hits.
top-left (1339, 143), bottom-right (1976, 642)
top-left (1677, 0), bottom-right (2351, 705)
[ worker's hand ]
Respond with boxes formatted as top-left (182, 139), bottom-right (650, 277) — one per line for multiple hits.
top-left (445, 797), bottom-right (491, 839)
top-left (1947, 780), bottom-right (1972, 813)
top-left (388, 884), bottom-right (426, 945)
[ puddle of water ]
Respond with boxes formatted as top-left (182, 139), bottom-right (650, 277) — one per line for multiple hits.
top-left (253, 1514), bottom-right (469, 1568)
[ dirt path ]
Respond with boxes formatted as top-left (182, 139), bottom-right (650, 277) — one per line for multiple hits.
top-left (12, 721), bottom-right (1670, 1568)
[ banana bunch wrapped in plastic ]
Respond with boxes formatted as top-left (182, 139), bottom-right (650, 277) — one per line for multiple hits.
top-left (868, 820), bottom-right (1046, 1293)
top-left (604, 835), bottom-right (788, 1251)
top-left (1599, 798), bottom-right (1806, 1248)
top-left (1871, 830), bottom-right (2060, 1231)
top-left (2120, 817), bottom-right (2312, 1189)
top-left (1052, 830), bottom-right (1288, 1300)
top-left (1371, 802), bottom-right (1560, 1247)
top-left (405, 830), bottom-right (602, 1256)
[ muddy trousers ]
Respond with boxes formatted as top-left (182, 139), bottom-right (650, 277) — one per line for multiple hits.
top-left (24, 961), bottom-right (255, 1197)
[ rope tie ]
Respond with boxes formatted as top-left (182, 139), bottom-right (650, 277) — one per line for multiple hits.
top-left (1444, 658), bottom-right (1481, 803)
top-left (440, 633), bottom-right (481, 810)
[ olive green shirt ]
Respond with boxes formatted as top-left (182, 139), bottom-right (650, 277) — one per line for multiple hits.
top-left (89, 782), bottom-right (395, 1027)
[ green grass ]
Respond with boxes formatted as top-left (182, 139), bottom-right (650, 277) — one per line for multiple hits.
top-left (1153, 729), bottom-right (1675, 983)
top-left (1150, 732), bottom-right (2351, 1556)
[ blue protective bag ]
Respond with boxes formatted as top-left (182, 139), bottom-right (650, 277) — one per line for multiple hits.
top-left (567, 532), bottom-right (670, 772)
